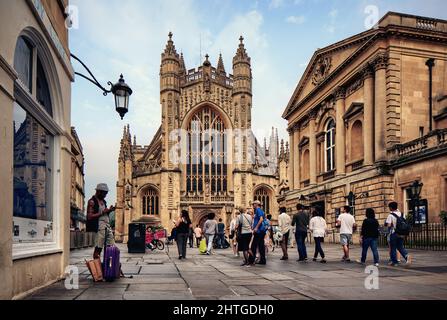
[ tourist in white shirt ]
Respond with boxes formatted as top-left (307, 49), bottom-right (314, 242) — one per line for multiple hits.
top-left (336, 205), bottom-right (357, 262)
top-left (229, 211), bottom-right (240, 257)
top-left (309, 209), bottom-right (327, 263)
top-left (278, 207), bottom-right (291, 260)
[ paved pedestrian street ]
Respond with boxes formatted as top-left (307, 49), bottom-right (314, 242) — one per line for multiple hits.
top-left (27, 244), bottom-right (447, 300)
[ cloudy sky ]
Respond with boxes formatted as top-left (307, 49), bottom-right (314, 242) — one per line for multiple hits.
top-left (70, 0), bottom-right (447, 203)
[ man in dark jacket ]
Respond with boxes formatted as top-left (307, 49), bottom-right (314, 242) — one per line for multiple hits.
top-left (358, 208), bottom-right (380, 266)
top-left (292, 204), bottom-right (309, 262)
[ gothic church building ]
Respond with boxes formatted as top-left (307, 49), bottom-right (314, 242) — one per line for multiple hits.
top-left (115, 34), bottom-right (288, 242)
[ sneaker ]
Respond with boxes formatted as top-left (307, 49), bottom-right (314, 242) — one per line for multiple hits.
top-left (345, 259), bottom-right (351, 263)
top-left (313, 258), bottom-right (317, 262)
top-left (178, 256), bottom-right (182, 260)
top-left (321, 259), bottom-right (327, 264)
top-left (206, 252), bottom-right (210, 255)
top-left (240, 262), bottom-right (247, 266)
top-left (356, 260), bottom-right (365, 265)
top-left (374, 263), bottom-right (380, 267)
top-left (303, 258), bottom-right (308, 262)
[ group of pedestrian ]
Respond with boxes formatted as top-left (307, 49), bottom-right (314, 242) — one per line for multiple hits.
top-left (260, 201), bottom-right (412, 267)
top-left (170, 198), bottom-right (412, 268)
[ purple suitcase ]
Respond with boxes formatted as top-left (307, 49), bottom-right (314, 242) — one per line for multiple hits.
top-left (103, 245), bottom-right (120, 282)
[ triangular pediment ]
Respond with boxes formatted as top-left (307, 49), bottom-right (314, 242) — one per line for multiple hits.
top-left (283, 29), bottom-right (378, 119)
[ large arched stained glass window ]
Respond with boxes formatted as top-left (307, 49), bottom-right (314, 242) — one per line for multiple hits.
top-left (254, 188), bottom-right (270, 215)
top-left (142, 187), bottom-right (159, 216)
top-left (186, 106), bottom-right (227, 194)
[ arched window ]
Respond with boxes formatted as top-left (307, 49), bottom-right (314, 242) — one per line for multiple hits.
top-left (12, 34), bottom-right (55, 246)
top-left (14, 36), bottom-right (52, 116)
top-left (254, 188), bottom-right (270, 215)
top-left (186, 106), bottom-right (227, 194)
top-left (350, 120), bottom-right (363, 161)
top-left (325, 119), bottom-right (336, 172)
top-left (142, 188), bottom-right (159, 216)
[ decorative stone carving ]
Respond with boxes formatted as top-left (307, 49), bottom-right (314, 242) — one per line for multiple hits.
top-left (312, 56), bottom-right (332, 86)
top-left (333, 86), bottom-right (346, 101)
top-left (372, 53), bottom-right (389, 71)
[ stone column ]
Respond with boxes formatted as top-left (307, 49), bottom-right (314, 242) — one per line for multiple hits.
top-left (287, 128), bottom-right (295, 189)
top-left (334, 87), bottom-right (346, 176)
top-left (309, 112), bottom-right (317, 185)
top-left (373, 53), bottom-right (389, 162)
top-left (293, 127), bottom-right (301, 188)
top-left (363, 65), bottom-right (375, 165)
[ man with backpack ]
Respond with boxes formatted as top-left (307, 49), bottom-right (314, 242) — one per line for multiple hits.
top-left (87, 183), bottom-right (115, 259)
top-left (385, 201), bottom-right (412, 266)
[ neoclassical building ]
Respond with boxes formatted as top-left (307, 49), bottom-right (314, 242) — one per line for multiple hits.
top-left (281, 12), bottom-right (447, 231)
top-left (115, 34), bottom-right (288, 242)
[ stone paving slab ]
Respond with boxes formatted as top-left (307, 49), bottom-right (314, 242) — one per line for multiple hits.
top-left (25, 243), bottom-right (447, 300)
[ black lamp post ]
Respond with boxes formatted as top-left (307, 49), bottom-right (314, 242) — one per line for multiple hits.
top-left (410, 180), bottom-right (423, 224)
top-left (70, 53), bottom-right (133, 119)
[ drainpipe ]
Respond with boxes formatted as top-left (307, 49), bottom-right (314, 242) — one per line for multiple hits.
top-left (426, 58), bottom-right (435, 132)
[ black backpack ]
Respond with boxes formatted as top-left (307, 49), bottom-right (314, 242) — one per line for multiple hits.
top-left (86, 197), bottom-right (107, 233)
top-left (391, 212), bottom-right (411, 236)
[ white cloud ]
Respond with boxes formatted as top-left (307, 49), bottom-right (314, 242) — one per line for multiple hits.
top-left (286, 15), bottom-right (306, 24)
top-left (269, 0), bottom-right (284, 9)
top-left (325, 8), bottom-right (339, 33)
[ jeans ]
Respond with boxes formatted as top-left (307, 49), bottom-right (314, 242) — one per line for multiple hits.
top-left (313, 237), bottom-right (325, 259)
top-left (205, 234), bottom-right (215, 253)
top-left (281, 231), bottom-right (290, 258)
top-left (361, 238), bottom-right (379, 264)
top-left (249, 232), bottom-right (266, 264)
top-left (295, 231), bottom-right (308, 260)
top-left (176, 233), bottom-right (188, 258)
top-left (188, 234), bottom-right (194, 248)
top-left (217, 233), bottom-right (225, 248)
top-left (390, 233), bottom-right (408, 264)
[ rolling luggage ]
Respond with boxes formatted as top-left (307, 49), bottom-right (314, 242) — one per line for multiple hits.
top-left (103, 245), bottom-right (121, 282)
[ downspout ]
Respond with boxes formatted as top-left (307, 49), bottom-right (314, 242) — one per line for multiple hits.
top-left (426, 58), bottom-right (435, 132)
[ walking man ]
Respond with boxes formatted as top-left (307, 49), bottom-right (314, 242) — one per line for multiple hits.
top-left (217, 218), bottom-right (226, 249)
top-left (249, 200), bottom-right (267, 265)
top-left (87, 183), bottom-right (115, 259)
top-left (292, 204), bottom-right (309, 262)
top-left (336, 206), bottom-right (357, 262)
top-left (204, 212), bottom-right (218, 255)
top-left (386, 202), bottom-right (412, 266)
top-left (278, 207), bottom-right (291, 260)
top-left (309, 209), bottom-right (327, 263)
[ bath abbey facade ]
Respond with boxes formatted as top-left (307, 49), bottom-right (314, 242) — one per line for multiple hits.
top-left (115, 34), bottom-right (289, 242)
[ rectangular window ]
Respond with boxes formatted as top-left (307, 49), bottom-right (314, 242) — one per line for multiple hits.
top-left (13, 103), bottom-right (53, 244)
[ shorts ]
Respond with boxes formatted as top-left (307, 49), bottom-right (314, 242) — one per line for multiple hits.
top-left (238, 233), bottom-right (252, 252)
top-left (340, 233), bottom-right (352, 246)
top-left (95, 225), bottom-right (115, 248)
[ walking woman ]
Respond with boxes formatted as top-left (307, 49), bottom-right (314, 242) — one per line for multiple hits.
top-left (175, 210), bottom-right (192, 260)
top-left (358, 208), bottom-right (380, 266)
top-left (236, 208), bottom-right (253, 266)
top-left (309, 209), bottom-right (327, 263)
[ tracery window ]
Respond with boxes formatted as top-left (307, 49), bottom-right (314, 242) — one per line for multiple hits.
top-left (142, 187), bottom-right (159, 216)
top-left (254, 188), bottom-right (270, 215)
top-left (186, 106), bottom-right (227, 194)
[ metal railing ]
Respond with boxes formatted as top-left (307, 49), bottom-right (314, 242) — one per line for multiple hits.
top-left (70, 230), bottom-right (96, 250)
top-left (378, 223), bottom-right (447, 251)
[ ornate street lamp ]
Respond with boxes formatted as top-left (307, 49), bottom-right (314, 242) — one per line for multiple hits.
top-left (410, 180), bottom-right (423, 225)
top-left (70, 53), bottom-right (133, 119)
